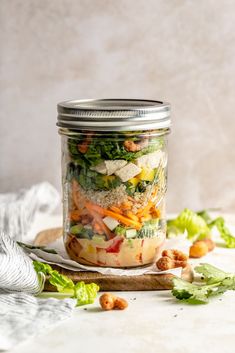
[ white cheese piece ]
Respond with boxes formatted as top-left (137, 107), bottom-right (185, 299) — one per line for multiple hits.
top-left (103, 216), bottom-right (120, 231)
top-left (136, 151), bottom-right (163, 169)
top-left (104, 160), bottom-right (127, 175)
top-left (90, 162), bottom-right (107, 174)
top-left (114, 163), bottom-right (141, 182)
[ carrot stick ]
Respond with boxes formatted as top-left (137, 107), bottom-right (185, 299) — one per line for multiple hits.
top-left (125, 211), bottom-right (139, 222)
top-left (85, 202), bottom-right (142, 230)
top-left (109, 206), bottom-right (123, 214)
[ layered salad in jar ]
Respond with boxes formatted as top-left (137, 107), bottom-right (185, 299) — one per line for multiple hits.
top-left (63, 130), bottom-right (168, 268)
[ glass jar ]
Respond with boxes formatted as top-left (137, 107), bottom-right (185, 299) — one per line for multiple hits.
top-left (57, 99), bottom-right (171, 268)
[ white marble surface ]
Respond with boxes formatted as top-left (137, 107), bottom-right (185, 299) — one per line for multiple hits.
top-left (8, 213), bottom-right (235, 353)
top-left (9, 290), bottom-right (235, 353)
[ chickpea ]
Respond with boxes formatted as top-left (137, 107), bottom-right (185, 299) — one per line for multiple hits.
top-left (99, 293), bottom-right (116, 310)
top-left (162, 249), bottom-right (188, 262)
top-left (189, 241), bottom-right (208, 258)
top-left (203, 238), bottom-right (215, 252)
top-left (113, 297), bottom-right (128, 310)
top-left (99, 293), bottom-right (128, 311)
top-left (156, 256), bottom-right (187, 271)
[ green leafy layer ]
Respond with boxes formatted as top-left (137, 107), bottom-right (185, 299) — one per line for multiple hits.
top-left (68, 136), bottom-right (164, 167)
top-left (67, 135), bottom-right (164, 191)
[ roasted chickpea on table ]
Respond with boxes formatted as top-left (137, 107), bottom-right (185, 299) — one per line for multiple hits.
top-left (99, 293), bottom-right (128, 311)
top-left (189, 238), bottom-right (215, 258)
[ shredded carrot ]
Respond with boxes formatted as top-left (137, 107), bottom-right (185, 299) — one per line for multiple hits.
top-left (151, 186), bottom-right (158, 198)
top-left (137, 201), bottom-right (154, 217)
top-left (125, 211), bottom-right (139, 222)
top-left (141, 215), bottom-right (152, 222)
top-left (69, 210), bottom-right (81, 221)
top-left (85, 201), bottom-right (142, 230)
top-left (109, 206), bottom-right (123, 214)
top-left (151, 208), bottom-right (161, 218)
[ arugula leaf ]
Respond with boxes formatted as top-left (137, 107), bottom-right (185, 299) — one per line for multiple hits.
top-left (172, 263), bottom-right (235, 304)
top-left (33, 261), bottom-right (99, 306)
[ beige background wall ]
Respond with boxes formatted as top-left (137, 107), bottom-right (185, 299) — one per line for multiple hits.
top-left (0, 0), bottom-right (235, 212)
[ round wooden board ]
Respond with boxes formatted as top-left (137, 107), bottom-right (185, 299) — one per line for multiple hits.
top-left (34, 227), bottom-right (62, 246)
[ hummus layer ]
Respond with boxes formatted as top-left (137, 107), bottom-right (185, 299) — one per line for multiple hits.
top-left (65, 233), bottom-right (165, 268)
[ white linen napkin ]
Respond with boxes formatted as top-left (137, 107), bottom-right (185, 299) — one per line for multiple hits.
top-left (0, 182), bottom-right (60, 241)
top-left (0, 183), bottom-right (75, 351)
top-left (0, 232), bottom-right (75, 351)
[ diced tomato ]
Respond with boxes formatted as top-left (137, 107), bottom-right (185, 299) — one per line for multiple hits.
top-left (106, 237), bottom-right (124, 253)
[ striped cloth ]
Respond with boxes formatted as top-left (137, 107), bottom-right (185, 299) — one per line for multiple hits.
top-left (0, 183), bottom-right (75, 351)
top-left (0, 233), bottom-right (75, 351)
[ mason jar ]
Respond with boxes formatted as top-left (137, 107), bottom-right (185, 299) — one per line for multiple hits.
top-left (57, 99), bottom-right (171, 268)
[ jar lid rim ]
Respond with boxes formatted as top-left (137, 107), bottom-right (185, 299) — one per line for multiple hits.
top-left (57, 99), bottom-right (171, 131)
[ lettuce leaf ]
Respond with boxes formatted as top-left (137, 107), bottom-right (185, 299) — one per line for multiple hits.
top-left (33, 261), bottom-right (99, 306)
top-left (208, 217), bottom-right (235, 248)
top-left (167, 209), bottom-right (235, 248)
top-left (73, 282), bottom-right (100, 306)
top-left (167, 209), bottom-right (210, 241)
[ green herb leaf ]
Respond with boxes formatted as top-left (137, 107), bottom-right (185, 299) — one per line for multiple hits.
top-left (172, 277), bottom-right (210, 304)
top-left (172, 263), bottom-right (235, 304)
top-left (195, 263), bottom-right (234, 284)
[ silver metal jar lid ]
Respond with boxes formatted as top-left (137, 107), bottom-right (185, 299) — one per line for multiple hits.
top-left (57, 99), bottom-right (171, 131)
